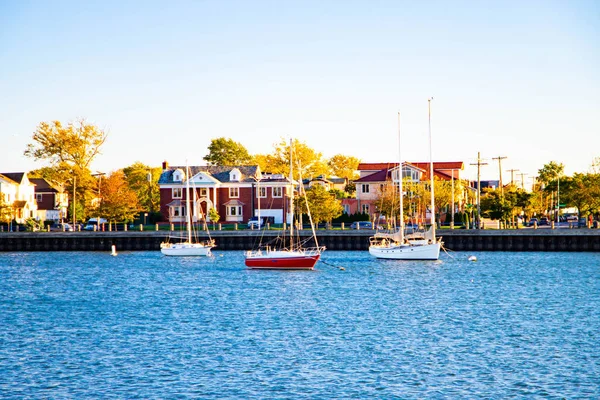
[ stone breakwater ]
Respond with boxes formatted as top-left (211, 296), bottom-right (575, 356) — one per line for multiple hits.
top-left (1, 230), bottom-right (600, 252)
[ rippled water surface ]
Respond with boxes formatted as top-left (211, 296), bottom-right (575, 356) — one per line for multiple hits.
top-left (1, 250), bottom-right (599, 399)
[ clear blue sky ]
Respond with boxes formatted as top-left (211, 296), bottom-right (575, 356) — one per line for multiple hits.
top-left (1, 0), bottom-right (598, 186)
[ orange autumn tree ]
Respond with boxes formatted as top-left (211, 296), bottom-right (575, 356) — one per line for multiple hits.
top-left (98, 171), bottom-right (141, 223)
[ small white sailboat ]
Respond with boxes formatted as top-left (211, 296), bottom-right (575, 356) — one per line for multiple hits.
top-left (369, 101), bottom-right (442, 260)
top-left (245, 139), bottom-right (325, 270)
top-left (161, 164), bottom-right (215, 256)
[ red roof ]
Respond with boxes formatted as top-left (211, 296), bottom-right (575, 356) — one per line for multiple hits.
top-left (356, 161), bottom-right (463, 182)
top-left (358, 161), bottom-right (463, 171)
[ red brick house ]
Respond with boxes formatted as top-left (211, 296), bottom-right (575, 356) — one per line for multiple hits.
top-left (158, 162), bottom-right (294, 225)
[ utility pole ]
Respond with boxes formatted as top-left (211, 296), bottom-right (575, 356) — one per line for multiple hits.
top-left (529, 176), bottom-right (538, 191)
top-left (506, 168), bottom-right (519, 186)
top-left (470, 152), bottom-right (487, 229)
top-left (519, 172), bottom-right (528, 190)
top-left (492, 156), bottom-right (507, 198)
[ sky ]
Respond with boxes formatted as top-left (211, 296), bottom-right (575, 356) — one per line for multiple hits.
top-left (1, 0), bottom-right (598, 187)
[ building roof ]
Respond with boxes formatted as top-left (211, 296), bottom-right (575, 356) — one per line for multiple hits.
top-left (354, 168), bottom-right (391, 183)
top-left (356, 161), bottom-right (463, 182)
top-left (0, 172), bottom-right (24, 184)
top-left (358, 161), bottom-right (464, 171)
top-left (354, 163), bottom-right (426, 183)
top-left (29, 178), bottom-right (60, 193)
top-left (159, 165), bottom-right (260, 184)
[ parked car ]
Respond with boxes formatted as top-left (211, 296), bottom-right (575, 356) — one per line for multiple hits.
top-left (539, 217), bottom-right (549, 226)
top-left (350, 221), bottom-right (373, 229)
top-left (50, 222), bottom-right (73, 232)
top-left (528, 218), bottom-right (538, 227)
top-left (247, 216), bottom-right (275, 229)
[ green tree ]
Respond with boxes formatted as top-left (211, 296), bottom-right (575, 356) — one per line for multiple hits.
top-left (203, 137), bottom-right (252, 166)
top-left (98, 171), bottom-right (141, 223)
top-left (328, 154), bottom-right (360, 180)
top-left (561, 172), bottom-right (600, 219)
top-left (537, 161), bottom-right (564, 186)
top-left (295, 185), bottom-right (343, 225)
top-left (122, 162), bottom-right (162, 213)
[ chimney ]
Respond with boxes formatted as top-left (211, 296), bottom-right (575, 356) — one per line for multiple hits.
top-left (162, 161), bottom-right (169, 170)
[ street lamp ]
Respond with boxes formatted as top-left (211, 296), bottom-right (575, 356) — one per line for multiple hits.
top-left (92, 172), bottom-right (106, 230)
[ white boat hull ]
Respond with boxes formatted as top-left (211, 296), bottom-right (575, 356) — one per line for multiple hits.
top-left (160, 242), bottom-right (213, 256)
top-left (369, 241), bottom-right (441, 260)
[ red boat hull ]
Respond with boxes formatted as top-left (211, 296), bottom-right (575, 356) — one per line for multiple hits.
top-left (245, 254), bottom-right (320, 270)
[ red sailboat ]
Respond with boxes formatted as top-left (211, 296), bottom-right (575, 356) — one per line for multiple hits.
top-left (244, 140), bottom-right (325, 270)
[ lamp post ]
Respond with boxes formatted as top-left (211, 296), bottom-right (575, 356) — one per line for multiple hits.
top-left (556, 173), bottom-right (560, 224)
top-left (72, 174), bottom-right (76, 229)
top-left (92, 172), bottom-right (106, 230)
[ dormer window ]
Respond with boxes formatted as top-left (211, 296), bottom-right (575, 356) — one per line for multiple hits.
top-left (173, 168), bottom-right (185, 182)
top-left (229, 168), bottom-right (241, 182)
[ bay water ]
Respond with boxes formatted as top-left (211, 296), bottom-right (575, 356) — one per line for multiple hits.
top-left (1, 250), bottom-right (598, 398)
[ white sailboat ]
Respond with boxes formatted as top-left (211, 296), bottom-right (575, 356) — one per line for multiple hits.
top-left (245, 139), bottom-right (325, 269)
top-left (161, 164), bottom-right (215, 256)
top-left (369, 101), bottom-right (442, 260)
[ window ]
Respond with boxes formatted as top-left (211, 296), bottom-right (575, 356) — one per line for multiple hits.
top-left (173, 206), bottom-right (184, 217)
top-left (258, 187), bottom-right (266, 198)
top-left (229, 187), bottom-right (239, 198)
top-left (36, 194), bottom-right (43, 202)
top-left (361, 184), bottom-right (370, 193)
top-left (200, 188), bottom-right (208, 197)
top-left (272, 187), bottom-right (282, 197)
top-left (362, 204), bottom-right (370, 214)
top-left (343, 204), bottom-right (350, 214)
top-left (172, 188), bottom-right (182, 198)
top-left (227, 206), bottom-right (242, 216)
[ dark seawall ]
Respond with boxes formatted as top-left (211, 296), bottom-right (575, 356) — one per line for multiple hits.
top-left (1, 230), bottom-right (600, 252)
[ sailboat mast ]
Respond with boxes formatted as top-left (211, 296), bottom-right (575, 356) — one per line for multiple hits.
top-left (428, 98), bottom-right (436, 239)
top-left (186, 164), bottom-right (192, 243)
top-left (398, 112), bottom-right (404, 232)
top-left (289, 139), bottom-right (294, 249)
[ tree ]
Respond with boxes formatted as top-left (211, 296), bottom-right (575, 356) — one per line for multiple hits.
top-left (0, 197), bottom-right (13, 227)
top-left (208, 207), bottom-right (220, 228)
top-left (295, 185), bottom-right (343, 225)
top-left (24, 119), bottom-right (108, 219)
top-left (328, 154), bottom-right (360, 180)
top-left (203, 137), bottom-right (252, 166)
top-left (122, 162), bottom-right (162, 213)
top-left (25, 119), bottom-right (107, 169)
top-left (561, 172), bottom-right (600, 219)
top-left (537, 161), bottom-right (564, 186)
top-left (375, 181), bottom-right (400, 223)
top-left (98, 171), bottom-right (141, 223)
top-left (256, 138), bottom-right (329, 179)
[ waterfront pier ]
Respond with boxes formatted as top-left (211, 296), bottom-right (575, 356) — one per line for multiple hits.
top-left (1, 229), bottom-right (599, 252)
